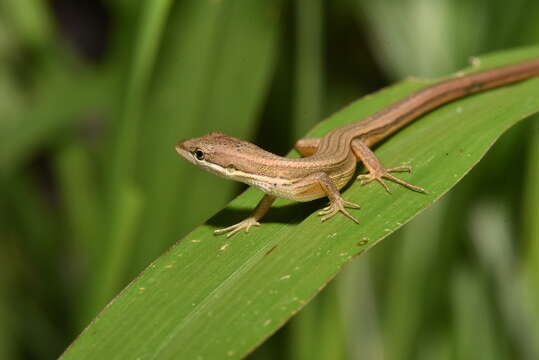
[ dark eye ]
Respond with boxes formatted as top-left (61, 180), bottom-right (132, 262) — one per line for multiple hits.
top-left (194, 149), bottom-right (205, 160)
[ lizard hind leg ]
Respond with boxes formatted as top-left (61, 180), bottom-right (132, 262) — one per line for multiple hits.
top-left (351, 139), bottom-right (426, 194)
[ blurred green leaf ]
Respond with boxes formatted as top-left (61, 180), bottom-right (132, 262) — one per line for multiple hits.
top-left (85, 0), bottom-right (174, 320)
top-left (0, 66), bottom-right (114, 175)
top-left (471, 199), bottom-right (539, 358)
top-left (382, 200), bottom-right (447, 360)
top-left (288, 282), bottom-right (345, 360)
top-left (293, 0), bottom-right (324, 137)
top-left (89, 184), bottom-right (142, 318)
top-left (451, 267), bottom-right (504, 360)
top-left (55, 144), bottom-right (100, 263)
top-left (2, 173), bottom-right (58, 263)
top-left (0, 246), bottom-right (16, 360)
top-left (523, 122), bottom-right (539, 309)
top-left (355, 0), bottom-right (475, 77)
top-left (61, 47), bottom-right (539, 359)
top-left (0, 65), bottom-right (24, 127)
top-left (340, 256), bottom-right (384, 360)
top-left (0, 0), bottom-right (53, 48)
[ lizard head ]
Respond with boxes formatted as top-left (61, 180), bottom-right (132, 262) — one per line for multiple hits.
top-left (175, 132), bottom-right (274, 182)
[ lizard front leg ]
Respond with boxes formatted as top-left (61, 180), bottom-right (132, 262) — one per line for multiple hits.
top-left (296, 172), bottom-right (361, 223)
top-left (351, 139), bottom-right (426, 193)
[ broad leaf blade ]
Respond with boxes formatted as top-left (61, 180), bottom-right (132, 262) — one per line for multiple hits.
top-left (61, 46), bottom-right (539, 359)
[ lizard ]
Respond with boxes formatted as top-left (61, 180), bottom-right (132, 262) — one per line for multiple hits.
top-left (175, 57), bottom-right (539, 237)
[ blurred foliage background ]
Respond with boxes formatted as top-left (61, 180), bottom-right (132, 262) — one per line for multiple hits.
top-left (1, 0), bottom-right (539, 359)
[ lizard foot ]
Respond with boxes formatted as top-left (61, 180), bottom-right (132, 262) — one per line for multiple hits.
top-left (318, 198), bottom-right (361, 223)
top-left (357, 165), bottom-right (426, 194)
top-left (214, 217), bottom-right (260, 238)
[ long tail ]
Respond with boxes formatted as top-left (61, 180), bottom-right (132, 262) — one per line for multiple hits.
top-left (358, 57), bottom-right (539, 146)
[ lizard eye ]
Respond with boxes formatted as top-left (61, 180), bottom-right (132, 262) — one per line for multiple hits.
top-left (194, 149), bottom-right (205, 161)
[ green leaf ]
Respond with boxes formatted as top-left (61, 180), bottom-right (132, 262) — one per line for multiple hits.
top-left (61, 46), bottom-right (539, 359)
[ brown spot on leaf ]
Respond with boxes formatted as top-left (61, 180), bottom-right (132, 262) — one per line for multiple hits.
top-left (264, 244), bottom-right (278, 256)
